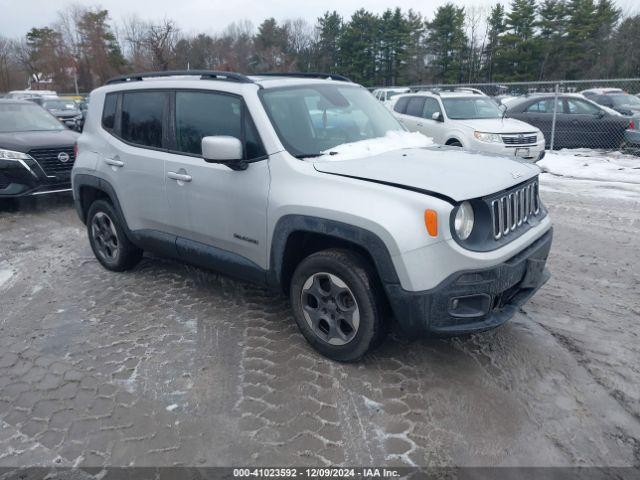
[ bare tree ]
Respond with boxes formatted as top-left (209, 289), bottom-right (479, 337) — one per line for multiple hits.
top-left (145, 19), bottom-right (180, 70)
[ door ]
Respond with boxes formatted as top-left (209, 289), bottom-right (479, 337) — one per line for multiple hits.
top-left (516, 98), bottom-right (563, 148)
top-left (98, 90), bottom-right (171, 232)
top-left (564, 97), bottom-right (613, 148)
top-left (164, 90), bottom-right (270, 268)
top-left (399, 96), bottom-right (426, 131)
top-left (419, 97), bottom-right (446, 143)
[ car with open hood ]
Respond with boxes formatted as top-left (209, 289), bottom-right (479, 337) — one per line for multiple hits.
top-left (0, 99), bottom-right (79, 198)
top-left (72, 71), bottom-right (552, 361)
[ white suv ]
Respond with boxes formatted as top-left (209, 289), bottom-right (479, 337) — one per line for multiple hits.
top-left (372, 87), bottom-right (411, 109)
top-left (391, 90), bottom-right (546, 161)
top-left (72, 71), bottom-right (552, 361)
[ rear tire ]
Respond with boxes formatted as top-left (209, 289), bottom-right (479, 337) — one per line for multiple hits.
top-left (87, 199), bottom-right (142, 272)
top-left (289, 249), bottom-right (387, 362)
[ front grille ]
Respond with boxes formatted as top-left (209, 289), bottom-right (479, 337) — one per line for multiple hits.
top-left (28, 147), bottom-right (75, 176)
top-left (0, 172), bottom-right (11, 189)
top-left (502, 134), bottom-right (537, 145)
top-left (491, 180), bottom-right (540, 240)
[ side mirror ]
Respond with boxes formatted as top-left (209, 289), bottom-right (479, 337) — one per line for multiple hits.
top-left (431, 111), bottom-right (443, 122)
top-left (201, 136), bottom-right (246, 171)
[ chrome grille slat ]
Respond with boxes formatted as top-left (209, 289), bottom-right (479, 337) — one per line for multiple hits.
top-left (502, 134), bottom-right (537, 145)
top-left (490, 180), bottom-right (541, 240)
top-left (28, 147), bottom-right (76, 176)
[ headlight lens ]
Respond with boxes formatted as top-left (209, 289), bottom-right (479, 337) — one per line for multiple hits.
top-left (0, 149), bottom-right (31, 161)
top-left (454, 201), bottom-right (475, 240)
top-left (473, 131), bottom-right (502, 143)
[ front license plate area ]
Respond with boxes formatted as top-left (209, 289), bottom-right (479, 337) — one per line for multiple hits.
top-left (515, 147), bottom-right (530, 158)
top-left (520, 258), bottom-right (545, 289)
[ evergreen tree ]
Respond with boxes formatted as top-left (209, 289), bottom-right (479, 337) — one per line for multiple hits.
top-left (76, 9), bottom-right (126, 87)
top-left (426, 4), bottom-right (468, 83)
top-left (483, 4), bottom-right (506, 81)
top-left (537, 0), bottom-right (567, 79)
top-left (404, 10), bottom-right (426, 84)
top-left (338, 9), bottom-right (380, 85)
top-left (494, 0), bottom-right (539, 81)
top-left (313, 11), bottom-right (342, 72)
top-left (378, 8), bottom-right (409, 85)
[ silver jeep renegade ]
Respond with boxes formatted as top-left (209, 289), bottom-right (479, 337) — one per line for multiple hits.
top-left (72, 71), bottom-right (552, 362)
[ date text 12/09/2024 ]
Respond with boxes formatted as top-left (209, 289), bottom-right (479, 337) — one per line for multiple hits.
top-left (233, 468), bottom-right (401, 478)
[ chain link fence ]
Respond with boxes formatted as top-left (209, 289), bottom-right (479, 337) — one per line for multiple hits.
top-left (385, 78), bottom-right (640, 155)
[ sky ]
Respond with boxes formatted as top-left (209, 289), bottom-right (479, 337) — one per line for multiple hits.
top-left (1, 0), bottom-right (639, 38)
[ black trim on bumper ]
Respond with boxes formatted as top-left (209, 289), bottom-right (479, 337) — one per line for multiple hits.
top-left (386, 228), bottom-right (553, 336)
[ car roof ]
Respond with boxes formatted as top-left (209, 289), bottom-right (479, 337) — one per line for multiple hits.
top-left (580, 87), bottom-right (624, 95)
top-left (0, 98), bottom-right (33, 105)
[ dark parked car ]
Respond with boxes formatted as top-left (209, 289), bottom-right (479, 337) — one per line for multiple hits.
top-left (580, 90), bottom-right (640, 150)
top-left (42, 98), bottom-right (84, 131)
top-left (0, 99), bottom-right (79, 197)
top-left (505, 94), bottom-right (632, 149)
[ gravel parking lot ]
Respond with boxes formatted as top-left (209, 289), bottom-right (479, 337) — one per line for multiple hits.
top-left (0, 176), bottom-right (639, 469)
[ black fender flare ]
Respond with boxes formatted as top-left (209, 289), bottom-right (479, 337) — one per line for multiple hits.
top-left (268, 214), bottom-right (401, 289)
top-left (73, 174), bottom-right (133, 238)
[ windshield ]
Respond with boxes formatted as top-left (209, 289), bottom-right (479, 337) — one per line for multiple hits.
top-left (43, 99), bottom-right (77, 111)
top-left (609, 94), bottom-right (640, 108)
top-left (0, 103), bottom-right (65, 132)
top-left (442, 97), bottom-right (503, 120)
top-left (260, 84), bottom-right (404, 158)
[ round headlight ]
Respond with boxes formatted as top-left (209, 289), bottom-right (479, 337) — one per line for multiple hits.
top-left (454, 201), bottom-right (475, 240)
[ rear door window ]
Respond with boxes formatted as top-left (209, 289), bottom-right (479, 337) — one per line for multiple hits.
top-left (121, 91), bottom-right (166, 148)
top-left (405, 97), bottom-right (426, 117)
top-left (393, 97), bottom-right (409, 113)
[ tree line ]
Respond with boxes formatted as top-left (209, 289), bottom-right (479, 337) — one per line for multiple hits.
top-left (0, 0), bottom-right (639, 93)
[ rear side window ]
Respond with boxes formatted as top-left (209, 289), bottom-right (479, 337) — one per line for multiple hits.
top-left (121, 91), bottom-right (166, 148)
top-left (393, 97), bottom-right (409, 113)
top-left (405, 97), bottom-right (426, 117)
top-left (102, 93), bottom-right (117, 131)
top-left (175, 91), bottom-right (265, 159)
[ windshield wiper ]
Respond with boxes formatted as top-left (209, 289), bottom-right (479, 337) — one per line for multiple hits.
top-left (294, 153), bottom-right (323, 159)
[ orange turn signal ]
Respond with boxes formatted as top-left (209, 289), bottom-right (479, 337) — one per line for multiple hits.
top-left (424, 210), bottom-right (438, 237)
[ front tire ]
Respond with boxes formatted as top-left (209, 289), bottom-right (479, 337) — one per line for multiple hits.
top-left (289, 249), bottom-right (386, 362)
top-left (87, 200), bottom-right (142, 272)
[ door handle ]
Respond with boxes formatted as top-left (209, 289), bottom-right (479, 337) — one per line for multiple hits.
top-left (416, 123), bottom-right (424, 127)
top-left (104, 157), bottom-right (124, 167)
top-left (167, 171), bottom-right (192, 183)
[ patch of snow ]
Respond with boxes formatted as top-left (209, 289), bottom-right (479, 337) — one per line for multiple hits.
top-left (166, 404), bottom-right (179, 412)
top-left (538, 149), bottom-right (640, 185)
top-left (0, 266), bottom-right (15, 290)
top-left (362, 395), bottom-right (384, 412)
top-left (540, 174), bottom-right (640, 201)
top-left (316, 130), bottom-right (433, 161)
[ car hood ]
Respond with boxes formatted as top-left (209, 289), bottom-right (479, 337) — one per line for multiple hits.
top-left (313, 145), bottom-right (540, 202)
top-left (49, 109), bottom-right (81, 118)
top-left (454, 117), bottom-right (539, 133)
top-left (0, 129), bottom-right (80, 153)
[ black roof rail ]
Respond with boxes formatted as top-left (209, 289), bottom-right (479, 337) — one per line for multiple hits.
top-left (105, 70), bottom-right (255, 85)
top-left (255, 72), bottom-right (352, 82)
